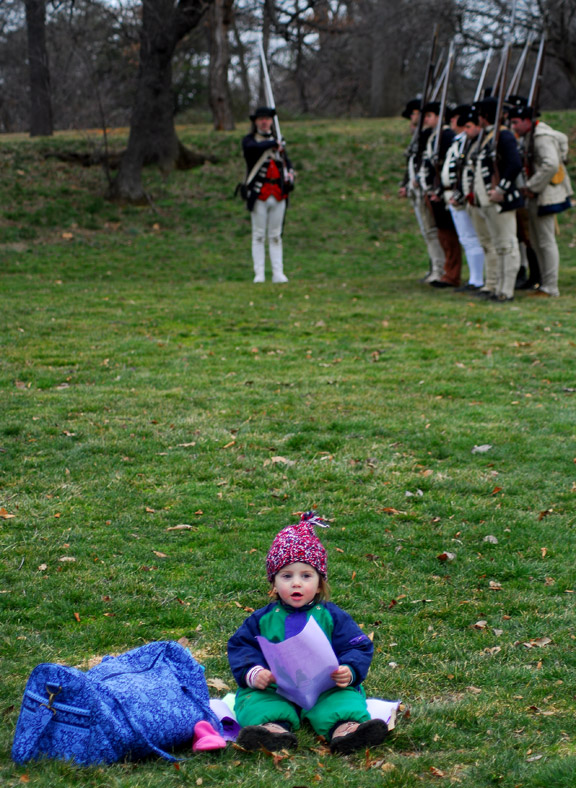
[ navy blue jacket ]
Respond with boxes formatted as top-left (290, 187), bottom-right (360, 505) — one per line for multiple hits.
top-left (242, 133), bottom-right (294, 212)
top-left (479, 128), bottom-right (524, 212)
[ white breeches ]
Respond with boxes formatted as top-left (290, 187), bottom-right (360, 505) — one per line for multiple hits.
top-left (251, 197), bottom-right (287, 280)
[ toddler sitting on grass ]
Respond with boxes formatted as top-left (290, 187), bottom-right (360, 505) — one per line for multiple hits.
top-left (227, 511), bottom-right (388, 754)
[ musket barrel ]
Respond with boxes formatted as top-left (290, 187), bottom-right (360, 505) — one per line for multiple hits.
top-left (258, 37), bottom-right (282, 141)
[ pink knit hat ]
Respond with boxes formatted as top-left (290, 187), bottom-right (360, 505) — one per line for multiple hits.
top-left (266, 511), bottom-right (329, 582)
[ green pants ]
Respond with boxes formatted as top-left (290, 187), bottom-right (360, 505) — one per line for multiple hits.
top-left (235, 684), bottom-right (370, 738)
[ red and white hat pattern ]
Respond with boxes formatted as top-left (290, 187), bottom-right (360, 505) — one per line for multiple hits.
top-left (266, 511), bottom-right (329, 581)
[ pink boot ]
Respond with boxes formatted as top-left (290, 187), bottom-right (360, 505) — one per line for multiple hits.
top-left (192, 720), bottom-right (227, 752)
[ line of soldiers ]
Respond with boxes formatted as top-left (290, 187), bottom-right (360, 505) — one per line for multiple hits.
top-left (400, 94), bottom-right (573, 301)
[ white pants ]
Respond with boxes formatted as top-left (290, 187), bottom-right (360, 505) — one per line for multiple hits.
top-left (450, 205), bottom-right (484, 287)
top-left (251, 197), bottom-right (287, 282)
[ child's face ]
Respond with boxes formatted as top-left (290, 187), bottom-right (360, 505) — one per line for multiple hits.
top-left (273, 562), bottom-right (320, 608)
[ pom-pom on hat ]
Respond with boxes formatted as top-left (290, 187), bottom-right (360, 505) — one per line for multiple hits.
top-left (266, 511), bottom-right (329, 582)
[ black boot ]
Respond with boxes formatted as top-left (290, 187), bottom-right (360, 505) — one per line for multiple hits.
top-left (517, 247), bottom-right (541, 290)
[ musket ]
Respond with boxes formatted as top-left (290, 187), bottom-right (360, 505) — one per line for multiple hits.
top-left (525, 35), bottom-right (547, 176)
top-left (506, 34), bottom-right (536, 98)
top-left (429, 50), bottom-right (447, 102)
top-left (492, 0), bottom-right (517, 172)
top-left (473, 47), bottom-right (493, 102)
top-left (414, 25), bottom-right (440, 145)
top-left (528, 34), bottom-right (546, 108)
top-left (433, 40), bottom-right (455, 161)
top-left (258, 37), bottom-right (282, 144)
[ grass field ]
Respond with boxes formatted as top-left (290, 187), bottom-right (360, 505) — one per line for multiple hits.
top-left (1, 114), bottom-right (576, 787)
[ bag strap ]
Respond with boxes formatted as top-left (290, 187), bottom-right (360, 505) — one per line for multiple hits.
top-left (117, 699), bottom-right (186, 761)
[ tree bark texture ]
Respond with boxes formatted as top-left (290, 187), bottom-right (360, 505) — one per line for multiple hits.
top-left (109, 0), bottom-right (214, 202)
top-left (209, 0), bottom-right (235, 131)
top-left (25, 0), bottom-right (53, 137)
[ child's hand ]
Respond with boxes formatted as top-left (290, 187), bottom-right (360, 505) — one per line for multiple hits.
top-left (331, 665), bottom-right (352, 687)
top-left (253, 669), bottom-right (275, 690)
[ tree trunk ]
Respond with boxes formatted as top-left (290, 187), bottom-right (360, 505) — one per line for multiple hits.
top-left (109, 0), bottom-right (214, 202)
top-left (25, 0), bottom-right (53, 137)
top-left (232, 15), bottom-right (251, 108)
top-left (209, 0), bottom-right (235, 131)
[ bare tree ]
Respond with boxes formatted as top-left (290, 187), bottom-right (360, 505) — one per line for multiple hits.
top-left (24, 0), bottom-right (53, 135)
top-left (109, 0), bottom-right (215, 203)
top-left (208, 0), bottom-right (235, 129)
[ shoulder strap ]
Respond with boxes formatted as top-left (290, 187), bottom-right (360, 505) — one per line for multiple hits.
top-left (246, 148), bottom-right (274, 186)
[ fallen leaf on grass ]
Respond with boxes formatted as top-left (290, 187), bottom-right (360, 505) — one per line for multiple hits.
top-left (472, 620), bottom-right (487, 630)
top-left (38, 564), bottom-right (47, 571)
top-left (472, 444), bottom-right (492, 454)
top-left (522, 637), bottom-right (552, 649)
top-left (263, 456), bottom-right (295, 467)
top-left (483, 535), bottom-right (499, 544)
top-left (145, 507), bottom-right (155, 514)
top-left (541, 547), bottom-right (547, 558)
top-left (207, 678), bottom-right (229, 692)
top-left (489, 580), bottom-right (503, 591)
top-left (222, 440), bottom-right (236, 449)
top-left (19, 776), bottom-right (30, 784)
top-left (73, 612), bottom-right (81, 622)
top-left (152, 551), bottom-right (168, 558)
top-left (526, 754), bottom-right (543, 762)
top-left (490, 486), bottom-right (502, 495)
top-left (366, 756), bottom-right (396, 771)
top-left (429, 765), bottom-right (445, 777)
top-left (166, 524), bottom-right (197, 531)
top-left (466, 686), bottom-right (482, 694)
top-left (233, 601), bottom-right (255, 612)
top-left (437, 552), bottom-right (456, 562)
top-left (59, 556), bottom-right (76, 563)
top-left (484, 646), bottom-right (501, 656)
top-left (380, 507), bottom-right (406, 515)
top-left (538, 508), bottom-right (554, 520)
top-left (0, 508), bottom-right (16, 519)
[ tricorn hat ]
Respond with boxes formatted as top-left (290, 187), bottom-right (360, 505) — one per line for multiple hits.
top-left (422, 101), bottom-right (441, 115)
top-left (401, 98), bottom-right (421, 119)
top-left (250, 106), bottom-right (276, 121)
top-left (475, 96), bottom-right (498, 123)
top-left (458, 107), bottom-right (479, 126)
top-left (508, 105), bottom-right (536, 120)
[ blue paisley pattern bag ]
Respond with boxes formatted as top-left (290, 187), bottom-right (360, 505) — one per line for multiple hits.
top-left (12, 641), bottom-right (222, 765)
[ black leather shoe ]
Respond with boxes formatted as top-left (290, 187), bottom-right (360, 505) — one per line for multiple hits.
top-left (516, 279), bottom-right (541, 291)
top-left (490, 294), bottom-right (514, 303)
top-left (430, 281), bottom-right (456, 288)
top-left (454, 284), bottom-right (481, 292)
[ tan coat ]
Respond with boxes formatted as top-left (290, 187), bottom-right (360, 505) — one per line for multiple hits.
top-left (525, 121), bottom-right (573, 208)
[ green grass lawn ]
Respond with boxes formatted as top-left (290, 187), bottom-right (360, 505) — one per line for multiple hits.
top-left (1, 115), bottom-right (576, 787)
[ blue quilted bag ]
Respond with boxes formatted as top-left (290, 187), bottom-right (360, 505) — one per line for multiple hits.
top-left (12, 641), bottom-right (222, 765)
